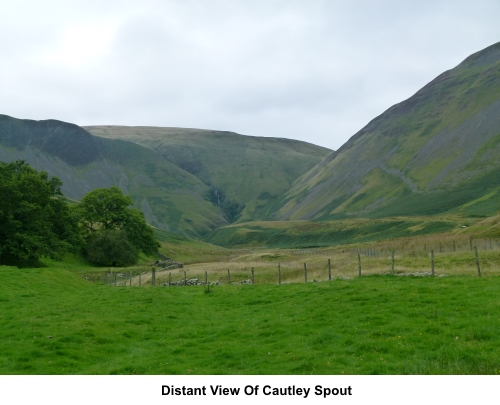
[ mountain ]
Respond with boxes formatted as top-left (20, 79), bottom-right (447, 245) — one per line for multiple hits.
top-left (0, 115), bottom-right (330, 238)
top-left (0, 115), bottom-right (226, 237)
top-left (83, 126), bottom-right (331, 221)
top-left (275, 41), bottom-right (500, 221)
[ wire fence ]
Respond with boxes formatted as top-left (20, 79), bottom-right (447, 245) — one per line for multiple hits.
top-left (89, 237), bottom-right (500, 287)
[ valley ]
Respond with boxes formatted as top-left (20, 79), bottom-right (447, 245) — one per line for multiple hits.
top-left (2, 41), bottom-right (500, 375)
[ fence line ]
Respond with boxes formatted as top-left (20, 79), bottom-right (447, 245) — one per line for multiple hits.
top-left (92, 238), bottom-right (498, 287)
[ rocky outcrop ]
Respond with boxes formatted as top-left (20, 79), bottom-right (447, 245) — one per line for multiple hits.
top-left (162, 278), bottom-right (218, 287)
top-left (161, 278), bottom-right (254, 287)
top-left (155, 259), bottom-right (183, 270)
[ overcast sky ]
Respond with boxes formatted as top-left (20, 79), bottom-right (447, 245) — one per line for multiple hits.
top-left (1, 0), bottom-right (499, 150)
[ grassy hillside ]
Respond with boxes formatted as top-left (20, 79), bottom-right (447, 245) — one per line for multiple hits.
top-left (154, 228), bottom-right (232, 265)
top-left (203, 217), bottom-right (468, 249)
top-left (276, 41), bottom-right (500, 221)
top-left (0, 115), bottom-right (226, 237)
top-left (84, 126), bottom-right (331, 222)
top-left (3, 265), bottom-right (500, 374)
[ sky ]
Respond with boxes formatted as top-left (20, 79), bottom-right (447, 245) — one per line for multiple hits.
top-left (1, 0), bottom-right (499, 150)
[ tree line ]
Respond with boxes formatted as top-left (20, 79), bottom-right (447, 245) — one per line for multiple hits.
top-left (0, 161), bottom-right (159, 267)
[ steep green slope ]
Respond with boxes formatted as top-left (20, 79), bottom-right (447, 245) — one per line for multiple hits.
top-left (83, 126), bottom-right (331, 221)
top-left (276, 42), bottom-right (500, 221)
top-left (0, 115), bottom-right (226, 237)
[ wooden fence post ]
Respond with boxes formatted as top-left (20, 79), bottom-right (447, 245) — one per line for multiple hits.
top-left (391, 251), bottom-right (395, 274)
top-left (304, 263), bottom-right (307, 283)
top-left (152, 267), bottom-right (155, 286)
top-left (358, 254), bottom-right (361, 277)
top-left (328, 259), bottom-right (331, 280)
top-left (278, 264), bottom-right (281, 285)
top-left (205, 271), bottom-right (208, 285)
top-left (431, 250), bottom-right (435, 276)
top-left (227, 269), bottom-right (230, 284)
top-left (470, 237), bottom-right (473, 251)
top-left (129, 271), bottom-right (132, 286)
top-left (474, 246), bottom-right (481, 277)
top-left (169, 272), bottom-right (172, 286)
top-left (251, 267), bottom-right (254, 285)
top-left (184, 270), bottom-right (187, 286)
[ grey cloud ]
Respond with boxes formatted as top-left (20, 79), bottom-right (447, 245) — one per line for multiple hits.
top-left (1, 0), bottom-right (500, 149)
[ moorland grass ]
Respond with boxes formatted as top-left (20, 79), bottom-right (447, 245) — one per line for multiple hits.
top-left (203, 217), bottom-right (464, 249)
top-left (146, 242), bottom-right (500, 286)
top-left (1, 265), bottom-right (500, 375)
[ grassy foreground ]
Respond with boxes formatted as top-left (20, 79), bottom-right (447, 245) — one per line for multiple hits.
top-left (1, 265), bottom-right (500, 374)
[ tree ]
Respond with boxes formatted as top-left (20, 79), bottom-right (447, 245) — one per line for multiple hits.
top-left (75, 186), bottom-right (133, 233)
top-left (85, 229), bottom-right (138, 266)
top-left (74, 186), bottom-right (159, 263)
top-left (120, 208), bottom-right (160, 255)
top-left (0, 161), bottom-right (80, 266)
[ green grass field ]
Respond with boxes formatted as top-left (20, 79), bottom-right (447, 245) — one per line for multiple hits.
top-left (3, 220), bottom-right (500, 375)
top-left (2, 264), bottom-right (500, 375)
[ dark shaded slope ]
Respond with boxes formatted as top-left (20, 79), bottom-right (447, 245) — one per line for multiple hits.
top-left (0, 115), bottom-right (102, 166)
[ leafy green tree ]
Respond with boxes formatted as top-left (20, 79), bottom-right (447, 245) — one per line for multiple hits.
top-left (75, 186), bottom-right (133, 233)
top-left (85, 229), bottom-right (138, 266)
top-left (75, 186), bottom-right (159, 263)
top-left (0, 161), bottom-right (80, 266)
top-left (120, 208), bottom-right (160, 255)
